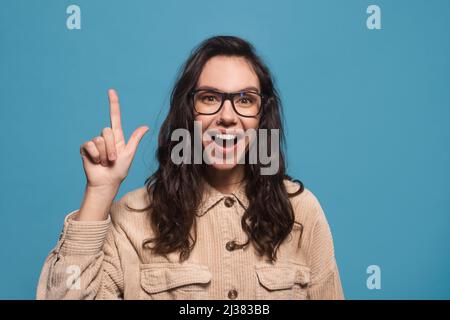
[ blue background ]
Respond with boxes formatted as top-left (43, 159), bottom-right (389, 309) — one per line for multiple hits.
top-left (1, 0), bottom-right (449, 299)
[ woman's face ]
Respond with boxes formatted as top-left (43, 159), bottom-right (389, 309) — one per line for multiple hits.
top-left (194, 55), bottom-right (261, 172)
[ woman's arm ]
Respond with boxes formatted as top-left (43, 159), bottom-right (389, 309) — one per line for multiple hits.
top-left (306, 201), bottom-right (345, 300)
top-left (36, 89), bottom-right (149, 299)
top-left (36, 209), bottom-right (124, 300)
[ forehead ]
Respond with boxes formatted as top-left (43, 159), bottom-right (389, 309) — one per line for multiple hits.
top-left (197, 56), bottom-right (260, 92)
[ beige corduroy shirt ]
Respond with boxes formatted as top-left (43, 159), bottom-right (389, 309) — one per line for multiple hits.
top-left (36, 179), bottom-right (344, 300)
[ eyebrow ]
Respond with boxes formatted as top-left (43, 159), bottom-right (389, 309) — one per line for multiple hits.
top-left (196, 85), bottom-right (261, 93)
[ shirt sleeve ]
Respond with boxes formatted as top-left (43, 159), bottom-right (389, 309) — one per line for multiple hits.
top-left (36, 209), bottom-right (124, 300)
top-left (306, 203), bottom-right (345, 300)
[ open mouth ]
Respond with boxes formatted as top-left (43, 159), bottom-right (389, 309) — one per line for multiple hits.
top-left (211, 133), bottom-right (239, 147)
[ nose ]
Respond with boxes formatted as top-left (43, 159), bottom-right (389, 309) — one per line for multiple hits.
top-left (217, 99), bottom-right (237, 126)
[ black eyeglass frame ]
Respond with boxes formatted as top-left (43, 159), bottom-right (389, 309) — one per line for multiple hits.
top-left (189, 89), bottom-right (267, 118)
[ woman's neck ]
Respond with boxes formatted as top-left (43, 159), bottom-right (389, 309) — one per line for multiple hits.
top-left (203, 165), bottom-right (245, 194)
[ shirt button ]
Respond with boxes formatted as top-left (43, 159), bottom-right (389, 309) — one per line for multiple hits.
top-left (226, 240), bottom-right (236, 251)
top-left (224, 197), bottom-right (235, 208)
top-left (228, 289), bottom-right (238, 300)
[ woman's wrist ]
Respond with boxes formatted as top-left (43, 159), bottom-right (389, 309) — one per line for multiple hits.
top-left (76, 184), bottom-right (119, 221)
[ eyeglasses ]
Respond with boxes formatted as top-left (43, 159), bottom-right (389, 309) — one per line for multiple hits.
top-left (190, 89), bottom-right (266, 117)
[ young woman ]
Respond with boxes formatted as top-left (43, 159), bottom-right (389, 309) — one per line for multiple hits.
top-left (37, 36), bottom-right (344, 300)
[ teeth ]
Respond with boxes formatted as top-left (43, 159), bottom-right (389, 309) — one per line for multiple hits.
top-left (216, 133), bottom-right (236, 140)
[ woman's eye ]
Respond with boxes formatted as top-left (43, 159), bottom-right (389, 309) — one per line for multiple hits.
top-left (239, 97), bottom-right (252, 104)
top-left (202, 95), bottom-right (218, 103)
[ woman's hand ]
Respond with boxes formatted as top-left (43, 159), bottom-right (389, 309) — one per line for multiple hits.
top-left (76, 89), bottom-right (149, 221)
top-left (80, 89), bottom-right (149, 189)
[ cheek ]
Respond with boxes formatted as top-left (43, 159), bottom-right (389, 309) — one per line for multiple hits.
top-left (241, 117), bottom-right (260, 131)
top-left (195, 115), bottom-right (214, 132)
top-left (195, 115), bottom-right (215, 145)
top-left (240, 117), bottom-right (259, 150)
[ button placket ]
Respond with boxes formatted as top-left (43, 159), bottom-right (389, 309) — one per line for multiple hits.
top-left (219, 194), bottom-right (245, 299)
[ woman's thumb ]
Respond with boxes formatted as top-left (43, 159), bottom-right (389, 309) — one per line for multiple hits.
top-left (126, 126), bottom-right (149, 156)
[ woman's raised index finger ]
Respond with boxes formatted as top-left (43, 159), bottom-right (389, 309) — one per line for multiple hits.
top-left (108, 89), bottom-right (123, 131)
top-left (108, 89), bottom-right (126, 146)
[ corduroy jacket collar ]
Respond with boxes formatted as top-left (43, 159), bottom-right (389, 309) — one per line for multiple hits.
top-left (196, 179), bottom-right (249, 216)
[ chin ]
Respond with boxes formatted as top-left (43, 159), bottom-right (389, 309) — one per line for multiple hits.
top-left (208, 162), bottom-right (240, 171)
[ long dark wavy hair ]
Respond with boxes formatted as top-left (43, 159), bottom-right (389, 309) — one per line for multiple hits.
top-left (127, 35), bottom-right (304, 262)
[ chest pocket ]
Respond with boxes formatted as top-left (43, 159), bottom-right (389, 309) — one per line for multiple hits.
top-left (140, 262), bottom-right (212, 300)
top-left (255, 262), bottom-right (311, 300)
